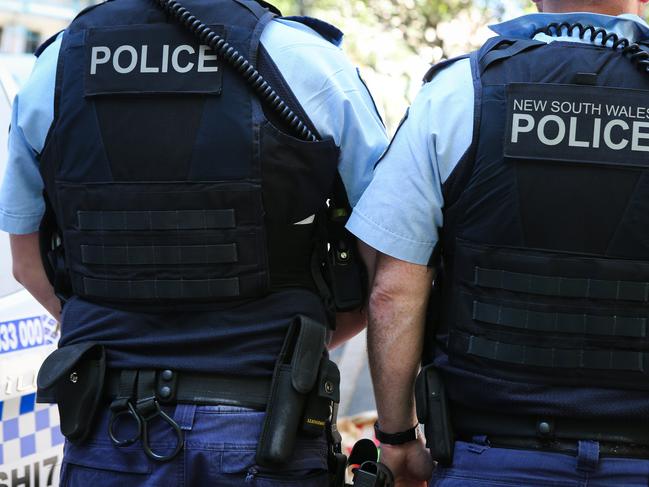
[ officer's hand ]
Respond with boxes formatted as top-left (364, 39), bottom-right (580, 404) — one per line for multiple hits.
top-left (380, 437), bottom-right (434, 487)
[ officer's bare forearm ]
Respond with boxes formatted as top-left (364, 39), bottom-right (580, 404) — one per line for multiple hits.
top-left (10, 233), bottom-right (61, 321)
top-left (368, 253), bottom-right (433, 432)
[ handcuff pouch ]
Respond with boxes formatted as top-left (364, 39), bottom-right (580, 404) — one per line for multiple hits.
top-left (37, 342), bottom-right (106, 443)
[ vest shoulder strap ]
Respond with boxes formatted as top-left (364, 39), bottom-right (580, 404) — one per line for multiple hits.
top-left (477, 36), bottom-right (545, 74)
top-left (283, 16), bottom-right (344, 46)
top-left (232, 0), bottom-right (275, 19)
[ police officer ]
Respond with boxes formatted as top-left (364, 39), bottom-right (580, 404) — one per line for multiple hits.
top-left (347, 0), bottom-right (649, 485)
top-left (0, 0), bottom-right (387, 484)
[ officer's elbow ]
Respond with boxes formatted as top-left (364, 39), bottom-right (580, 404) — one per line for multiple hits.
top-left (368, 280), bottom-right (399, 317)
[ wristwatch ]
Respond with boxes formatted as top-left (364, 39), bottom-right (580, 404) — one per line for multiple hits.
top-left (374, 422), bottom-right (420, 445)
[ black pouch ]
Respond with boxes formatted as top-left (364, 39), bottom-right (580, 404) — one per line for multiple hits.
top-left (415, 364), bottom-right (454, 465)
top-left (324, 207), bottom-right (365, 312)
top-left (37, 342), bottom-right (106, 443)
top-left (256, 315), bottom-right (327, 466)
top-left (301, 356), bottom-right (340, 436)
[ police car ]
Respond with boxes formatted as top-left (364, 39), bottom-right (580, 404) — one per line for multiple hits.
top-left (0, 54), bottom-right (63, 487)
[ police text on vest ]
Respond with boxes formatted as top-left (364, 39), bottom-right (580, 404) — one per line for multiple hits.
top-left (505, 83), bottom-right (649, 168)
top-left (90, 44), bottom-right (218, 75)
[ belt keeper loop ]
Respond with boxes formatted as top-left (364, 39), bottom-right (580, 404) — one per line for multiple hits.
top-left (156, 369), bottom-right (178, 404)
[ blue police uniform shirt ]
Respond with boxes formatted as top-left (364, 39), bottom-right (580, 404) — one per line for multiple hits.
top-left (0, 17), bottom-right (388, 376)
top-left (347, 12), bottom-right (649, 266)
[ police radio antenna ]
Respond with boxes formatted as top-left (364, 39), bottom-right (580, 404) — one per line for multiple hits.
top-left (152, 0), bottom-right (319, 142)
top-left (533, 22), bottom-right (649, 74)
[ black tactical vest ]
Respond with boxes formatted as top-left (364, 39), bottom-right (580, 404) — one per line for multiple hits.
top-left (429, 35), bottom-right (649, 403)
top-left (39, 0), bottom-right (340, 310)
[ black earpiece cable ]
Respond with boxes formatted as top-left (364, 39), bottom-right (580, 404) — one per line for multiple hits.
top-left (152, 0), bottom-right (318, 142)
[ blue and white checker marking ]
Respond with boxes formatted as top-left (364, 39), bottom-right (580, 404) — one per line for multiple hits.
top-left (0, 393), bottom-right (64, 465)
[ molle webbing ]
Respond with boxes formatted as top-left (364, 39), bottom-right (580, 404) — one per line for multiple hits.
top-left (81, 244), bottom-right (238, 266)
top-left (82, 277), bottom-right (241, 300)
top-left (472, 301), bottom-right (647, 338)
top-left (460, 334), bottom-right (645, 372)
top-left (77, 210), bottom-right (236, 231)
top-left (447, 240), bottom-right (649, 389)
top-left (474, 267), bottom-right (649, 302)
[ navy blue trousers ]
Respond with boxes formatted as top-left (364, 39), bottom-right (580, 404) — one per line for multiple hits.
top-left (60, 405), bottom-right (329, 486)
top-left (431, 440), bottom-right (649, 486)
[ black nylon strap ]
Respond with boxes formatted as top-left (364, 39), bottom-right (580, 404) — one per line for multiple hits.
top-left (77, 209), bottom-right (236, 231)
top-left (135, 370), bottom-right (158, 419)
top-left (479, 39), bottom-right (544, 73)
top-left (83, 276), bottom-right (240, 300)
top-left (105, 370), bottom-right (271, 410)
top-left (473, 301), bottom-right (647, 338)
top-left (465, 335), bottom-right (644, 372)
top-left (475, 267), bottom-right (649, 302)
top-left (81, 244), bottom-right (238, 266)
top-left (109, 370), bottom-right (138, 411)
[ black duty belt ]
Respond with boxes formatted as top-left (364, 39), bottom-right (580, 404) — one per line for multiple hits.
top-left (453, 404), bottom-right (649, 457)
top-left (485, 437), bottom-right (649, 459)
top-left (105, 369), bottom-right (271, 410)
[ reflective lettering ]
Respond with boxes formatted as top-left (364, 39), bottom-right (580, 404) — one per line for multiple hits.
top-left (171, 45), bottom-right (195, 73)
top-left (113, 45), bottom-right (138, 74)
top-left (161, 44), bottom-right (169, 73)
top-left (568, 116), bottom-right (589, 147)
top-left (140, 45), bottom-right (159, 73)
top-left (592, 118), bottom-right (601, 148)
top-left (632, 121), bottom-right (649, 152)
top-left (603, 119), bottom-right (629, 150)
top-left (90, 46), bottom-right (111, 74)
top-left (198, 45), bottom-right (219, 72)
top-left (537, 115), bottom-right (565, 146)
top-left (511, 114), bottom-right (534, 143)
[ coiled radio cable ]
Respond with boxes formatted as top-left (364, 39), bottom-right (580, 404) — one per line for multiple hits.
top-left (152, 0), bottom-right (318, 142)
top-left (533, 22), bottom-right (649, 74)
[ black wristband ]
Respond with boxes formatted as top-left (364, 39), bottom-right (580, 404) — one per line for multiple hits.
top-left (374, 422), bottom-right (419, 445)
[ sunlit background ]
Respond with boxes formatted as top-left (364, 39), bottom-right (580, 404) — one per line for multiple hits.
top-left (0, 0), bottom-right (531, 129)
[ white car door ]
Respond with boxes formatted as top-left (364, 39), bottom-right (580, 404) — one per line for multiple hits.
top-left (0, 54), bottom-right (63, 487)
